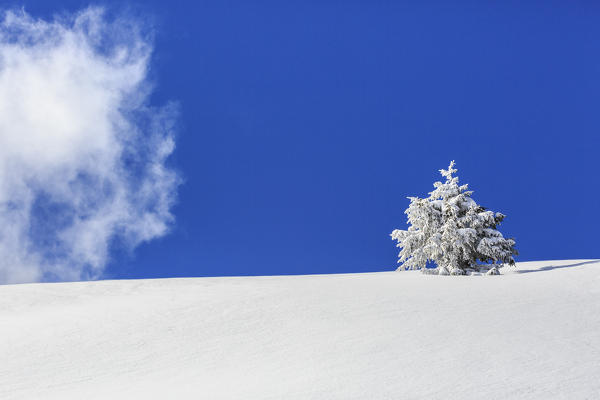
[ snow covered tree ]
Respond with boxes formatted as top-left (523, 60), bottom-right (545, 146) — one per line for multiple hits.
top-left (391, 161), bottom-right (517, 275)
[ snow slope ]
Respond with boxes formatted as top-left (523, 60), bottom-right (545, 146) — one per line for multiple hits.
top-left (1, 260), bottom-right (599, 399)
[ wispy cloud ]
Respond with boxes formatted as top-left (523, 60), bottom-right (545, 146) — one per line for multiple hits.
top-left (0, 7), bottom-right (180, 284)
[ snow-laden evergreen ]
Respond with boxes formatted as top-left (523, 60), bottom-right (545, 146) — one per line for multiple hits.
top-left (391, 161), bottom-right (517, 275)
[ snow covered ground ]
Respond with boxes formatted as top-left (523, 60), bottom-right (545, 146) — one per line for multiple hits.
top-left (1, 259), bottom-right (599, 399)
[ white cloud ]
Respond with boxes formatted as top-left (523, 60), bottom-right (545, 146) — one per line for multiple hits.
top-left (0, 7), bottom-right (180, 284)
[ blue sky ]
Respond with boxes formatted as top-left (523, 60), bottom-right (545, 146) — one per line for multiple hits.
top-left (3, 1), bottom-right (599, 281)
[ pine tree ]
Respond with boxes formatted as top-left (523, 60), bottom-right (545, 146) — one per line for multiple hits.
top-left (391, 161), bottom-right (517, 275)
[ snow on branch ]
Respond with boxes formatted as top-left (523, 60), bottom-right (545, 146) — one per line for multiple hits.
top-left (391, 161), bottom-right (518, 275)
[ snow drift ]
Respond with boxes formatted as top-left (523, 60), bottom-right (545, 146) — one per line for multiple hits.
top-left (1, 260), bottom-right (599, 399)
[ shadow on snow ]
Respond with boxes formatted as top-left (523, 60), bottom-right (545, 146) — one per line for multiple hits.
top-left (516, 260), bottom-right (599, 274)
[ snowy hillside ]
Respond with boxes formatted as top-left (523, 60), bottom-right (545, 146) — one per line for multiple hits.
top-left (1, 260), bottom-right (599, 399)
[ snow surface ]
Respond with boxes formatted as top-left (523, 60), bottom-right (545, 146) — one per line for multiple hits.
top-left (1, 260), bottom-right (599, 399)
